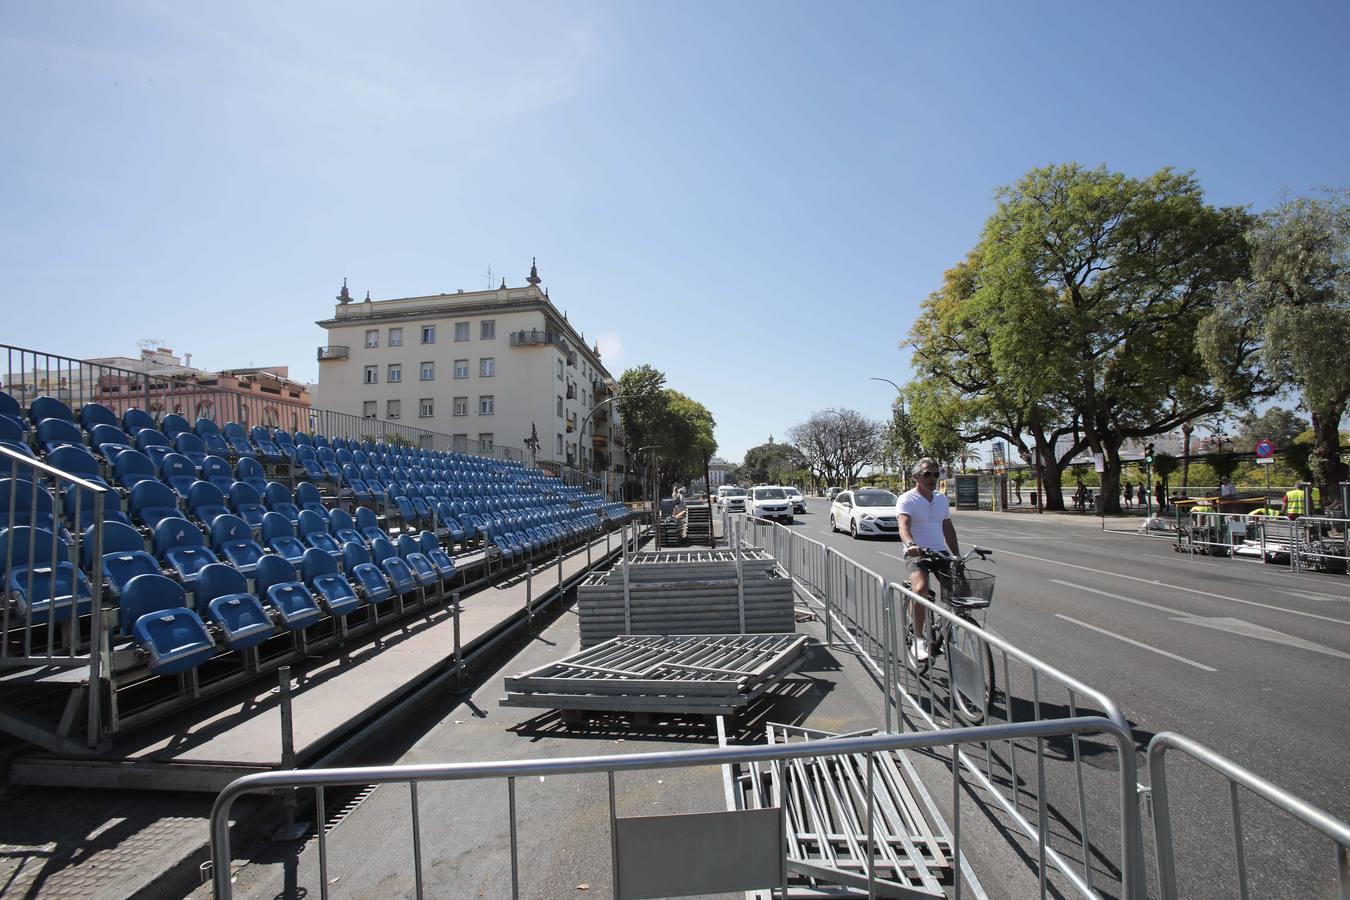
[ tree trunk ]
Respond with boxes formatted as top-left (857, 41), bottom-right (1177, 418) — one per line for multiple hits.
top-left (1099, 438), bottom-right (1125, 514)
top-left (1311, 407), bottom-right (1348, 504)
top-left (1041, 463), bottom-right (1066, 510)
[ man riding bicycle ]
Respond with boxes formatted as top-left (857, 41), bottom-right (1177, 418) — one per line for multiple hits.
top-left (898, 457), bottom-right (962, 662)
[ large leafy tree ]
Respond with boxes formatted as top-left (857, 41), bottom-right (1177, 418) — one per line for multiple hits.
top-left (787, 409), bottom-right (882, 487)
top-left (739, 441), bottom-right (807, 486)
top-left (1233, 406), bottom-right (1308, 453)
top-left (968, 164), bottom-right (1257, 512)
top-left (615, 365), bottom-right (718, 499)
top-left (1199, 191), bottom-right (1350, 497)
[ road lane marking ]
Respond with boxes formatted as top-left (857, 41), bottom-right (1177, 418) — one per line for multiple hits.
top-left (1173, 616), bottom-right (1350, 661)
top-left (993, 547), bottom-right (1350, 627)
top-left (1054, 614), bottom-right (1217, 672)
top-left (1054, 580), bottom-right (1350, 660)
top-left (1050, 579), bottom-right (1176, 614)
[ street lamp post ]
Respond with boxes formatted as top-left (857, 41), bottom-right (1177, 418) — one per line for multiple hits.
top-left (636, 444), bottom-right (661, 549)
top-left (578, 395), bottom-right (628, 501)
top-left (870, 377), bottom-right (906, 487)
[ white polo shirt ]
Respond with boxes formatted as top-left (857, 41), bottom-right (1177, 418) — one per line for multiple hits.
top-left (898, 488), bottom-right (950, 551)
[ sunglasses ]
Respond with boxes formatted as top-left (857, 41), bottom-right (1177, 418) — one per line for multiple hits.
top-left (917, 471), bottom-right (939, 478)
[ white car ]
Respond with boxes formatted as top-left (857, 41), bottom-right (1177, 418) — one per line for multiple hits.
top-left (784, 486), bottom-right (806, 514)
top-left (747, 486), bottom-right (794, 523)
top-left (829, 488), bottom-right (900, 538)
top-left (719, 486), bottom-right (748, 513)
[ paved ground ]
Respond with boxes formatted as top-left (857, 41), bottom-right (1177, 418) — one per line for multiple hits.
top-left (790, 497), bottom-right (1350, 900)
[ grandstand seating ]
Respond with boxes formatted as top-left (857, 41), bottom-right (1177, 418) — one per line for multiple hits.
top-left (0, 388), bottom-right (632, 737)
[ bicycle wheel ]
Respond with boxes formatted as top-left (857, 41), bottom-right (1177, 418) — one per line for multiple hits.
top-left (949, 613), bottom-right (995, 725)
top-left (900, 591), bottom-right (931, 676)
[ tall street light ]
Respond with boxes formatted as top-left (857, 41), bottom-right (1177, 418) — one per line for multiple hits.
top-left (635, 444), bottom-right (662, 549)
top-left (578, 394), bottom-right (629, 501)
top-left (870, 377), bottom-right (906, 484)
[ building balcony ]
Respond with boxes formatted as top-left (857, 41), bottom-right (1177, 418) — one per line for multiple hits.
top-left (317, 345), bottom-right (350, 361)
top-left (509, 329), bottom-right (565, 350)
top-left (592, 379), bottom-right (611, 398)
top-left (566, 383), bottom-right (576, 400)
top-left (592, 433), bottom-right (608, 447)
top-left (592, 409), bottom-right (608, 425)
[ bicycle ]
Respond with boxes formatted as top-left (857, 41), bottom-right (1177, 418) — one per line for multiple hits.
top-left (901, 546), bottom-right (997, 724)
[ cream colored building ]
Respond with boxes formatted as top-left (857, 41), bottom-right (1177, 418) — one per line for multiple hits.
top-left (315, 263), bottom-right (625, 485)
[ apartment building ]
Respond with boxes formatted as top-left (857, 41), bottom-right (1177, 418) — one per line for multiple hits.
top-left (315, 264), bottom-right (625, 482)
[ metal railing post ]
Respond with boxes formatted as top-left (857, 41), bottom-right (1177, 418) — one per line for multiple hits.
top-left (452, 592), bottom-right (463, 687)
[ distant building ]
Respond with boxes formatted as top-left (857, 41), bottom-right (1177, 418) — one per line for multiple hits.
top-left (708, 456), bottom-right (733, 487)
top-left (314, 262), bottom-right (626, 488)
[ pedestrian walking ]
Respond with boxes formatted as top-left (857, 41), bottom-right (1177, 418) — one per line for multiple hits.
top-left (1123, 481), bottom-right (1133, 511)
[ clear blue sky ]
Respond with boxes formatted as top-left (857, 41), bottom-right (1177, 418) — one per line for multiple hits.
top-left (4, 2), bottom-right (1347, 462)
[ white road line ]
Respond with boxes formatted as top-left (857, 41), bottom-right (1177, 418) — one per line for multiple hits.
top-left (879, 551), bottom-right (908, 563)
top-left (993, 546), bottom-right (1350, 627)
top-left (1050, 579), bottom-right (1176, 614)
top-left (1054, 614), bottom-right (1217, 672)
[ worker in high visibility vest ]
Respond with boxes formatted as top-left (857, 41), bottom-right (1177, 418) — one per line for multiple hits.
top-left (1283, 485), bottom-right (1320, 518)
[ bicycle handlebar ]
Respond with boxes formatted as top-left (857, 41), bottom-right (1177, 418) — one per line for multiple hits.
top-left (911, 545), bottom-right (994, 565)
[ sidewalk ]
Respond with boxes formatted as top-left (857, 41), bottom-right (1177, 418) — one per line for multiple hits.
top-left (956, 505), bottom-right (1157, 533)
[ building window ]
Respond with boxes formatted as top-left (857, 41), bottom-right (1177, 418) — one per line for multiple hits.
top-left (478, 433), bottom-right (494, 451)
top-left (365, 329), bottom-right (379, 348)
top-left (387, 364), bottom-right (401, 383)
top-left (453, 433), bottom-right (467, 452)
top-left (479, 395), bottom-right (495, 415)
top-left (557, 434), bottom-right (564, 456)
top-left (386, 399), bottom-right (401, 419)
top-left (389, 327), bottom-right (403, 347)
top-left (480, 320), bottom-right (496, 340)
top-left (453, 396), bottom-right (468, 416)
top-left (454, 359), bottom-right (469, 379)
top-left (479, 357), bottom-right (495, 377)
top-left (362, 401), bottom-right (377, 419)
top-left (419, 398), bottom-right (434, 418)
top-left (421, 325), bottom-right (436, 344)
top-left (557, 396), bottom-right (563, 418)
top-left (557, 359), bottom-right (564, 380)
top-left (420, 361), bottom-right (435, 381)
top-left (364, 366), bottom-right (378, 384)
top-left (454, 322), bottom-right (470, 342)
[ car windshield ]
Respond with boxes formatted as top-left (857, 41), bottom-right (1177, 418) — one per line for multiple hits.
top-left (754, 488), bottom-right (786, 499)
top-left (723, 488), bottom-right (746, 497)
top-left (785, 488), bottom-right (802, 497)
top-left (854, 490), bottom-right (897, 507)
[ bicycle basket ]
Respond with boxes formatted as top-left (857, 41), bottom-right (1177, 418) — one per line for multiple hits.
top-left (938, 568), bottom-right (995, 607)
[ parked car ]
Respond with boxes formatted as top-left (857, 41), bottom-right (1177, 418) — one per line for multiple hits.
top-left (747, 486), bottom-right (794, 523)
top-left (826, 486), bottom-right (843, 500)
top-left (719, 486), bottom-right (748, 513)
top-left (829, 488), bottom-right (899, 538)
top-left (784, 486), bottom-right (806, 514)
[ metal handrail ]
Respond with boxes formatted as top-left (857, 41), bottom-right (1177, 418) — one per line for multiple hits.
top-left (210, 714), bottom-right (1136, 899)
top-left (1148, 731), bottom-right (1350, 900)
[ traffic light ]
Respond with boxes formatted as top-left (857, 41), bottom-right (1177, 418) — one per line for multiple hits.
top-left (1144, 442), bottom-right (1155, 465)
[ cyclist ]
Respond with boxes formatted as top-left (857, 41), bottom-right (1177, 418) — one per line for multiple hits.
top-left (898, 457), bottom-right (962, 662)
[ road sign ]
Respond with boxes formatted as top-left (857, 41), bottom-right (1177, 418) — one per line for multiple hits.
top-left (1255, 438), bottom-right (1274, 458)
top-left (1256, 456), bottom-right (1275, 466)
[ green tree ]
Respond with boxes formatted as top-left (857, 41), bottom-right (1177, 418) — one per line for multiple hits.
top-left (1152, 451), bottom-right (1180, 495)
top-left (615, 365), bottom-right (719, 500)
top-left (1233, 406), bottom-right (1307, 453)
top-left (1200, 192), bottom-right (1350, 497)
top-left (616, 364), bottom-right (669, 456)
top-left (972, 164), bottom-right (1257, 512)
top-left (740, 441), bottom-right (807, 486)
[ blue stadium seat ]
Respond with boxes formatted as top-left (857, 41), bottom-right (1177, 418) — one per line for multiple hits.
top-left (186, 480), bottom-right (230, 526)
top-left (135, 431), bottom-right (174, 472)
top-left (221, 422), bottom-right (255, 459)
top-left (254, 555), bottom-right (322, 630)
top-left (29, 396), bottom-right (73, 427)
top-left (63, 481), bottom-right (132, 531)
top-left (301, 547), bottom-right (363, 617)
top-left (293, 446), bottom-right (326, 481)
top-left (418, 531), bottom-right (456, 580)
top-left (36, 417), bottom-right (83, 454)
top-left (315, 447), bottom-right (342, 482)
top-left (160, 453), bottom-right (198, 499)
top-left (122, 408), bottom-right (156, 434)
top-left (173, 433), bottom-right (209, 471)
top-left (328, 508), bottom-right (364, 547)
top-left (397, 534), bottom-right (439, 588)
top-left (0, 416), bottom-right (26, 449)
top-left (84, 521), bottom-right (159, 597)
top-left (112, 450), bottom-right (156, 493)
top-left (272, 430), bottom-right (298, 459)
top-left (210, 514), bottom-right (266, 575)
top-left (194, 419), bottom-right (231, 457)
top-left (228, 481), bottom-right (267, 530)
top-left (341, 542), bottom-right (393, 605)
top-left (261, 511), bottom-right (307, 564)
top-left (119, 573), bottom-right (215, 675)
top-left (202, 455), bottom-right (235, 494)
top-left (160, 414), bottom-right (192, 442)
top-left (1, 525), bottom-right (92, 623)
top-left (250, 427), bottom-right (283, 463)
top-left (0, 390), bottom-right (23, 422)
top-left (91, 424), bottom-right (135, 463)
top-left (297, 508), bottom-right (341, 558)
top-left (354, 506), bottom-right (387, 544)
top-left (370, 537), bottom-right (417, 595)
top-left (47, 444), bottom-right (103, 482)
top-left (263, 482), bottom-right (302, 524)
top-left (341, 464), bottom-right (373, 503)
top-left (153, 517), bottom-right (218, 585)
top-left (294, 482), bottom-right (326, 516)
top-left (130, 480), bottom-right (182, 530)
top-left (0, 478), bottom-right (61, 532)
top-left (198, 563), bottom-right (274, 651)
top-left (235, 457), bottom-right (268, 495)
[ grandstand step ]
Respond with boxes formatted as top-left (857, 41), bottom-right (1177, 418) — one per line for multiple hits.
top-left (8, 757), bottom-right (268, 792)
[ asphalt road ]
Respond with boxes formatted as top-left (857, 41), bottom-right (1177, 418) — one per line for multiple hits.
top-left (787, 496), bottom-right (1350, 900)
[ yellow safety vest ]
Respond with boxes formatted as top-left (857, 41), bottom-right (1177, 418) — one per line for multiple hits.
top-left (1284, 489), bottom-right (1305, 515)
